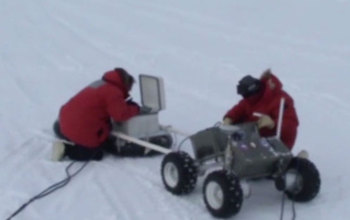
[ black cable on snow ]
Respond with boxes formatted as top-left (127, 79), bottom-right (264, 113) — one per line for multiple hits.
top-left (280, 157), bottom-right (300, 220)
top-left (292, 198), bottom-right (297, 220)
top-left (280, 193), bottom-right (286, 220)
top-left (6, 160), bottom-right (90, 220)
top-left (279, 192), bottom-right (297, 220)
top-left (262, 136), bottom-right (299, 220)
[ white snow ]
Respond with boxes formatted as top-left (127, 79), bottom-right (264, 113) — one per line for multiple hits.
top-left (1, 0), bottom-right (350, 219)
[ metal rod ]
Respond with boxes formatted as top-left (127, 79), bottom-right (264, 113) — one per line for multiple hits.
top-left (111, 131), bottom-right (172, 154)
top-left (276, 98), bottom-right (286, 139)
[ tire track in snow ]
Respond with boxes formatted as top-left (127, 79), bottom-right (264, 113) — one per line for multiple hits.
top-left (94, 175), bottom-right (134, 220)
top-left (290, 81), bottom-right (350, 118)
top-left (38, 2), bottom-right (134, 67)
top-left (120, 158), bottom-right (210, 219)
top-left (0, 136), bottom-right (45, 167)
top-left (90, 157), bottom-right (211, 220)
top-left (120, 0), bottom-right (350, 67)
top-left (93, 159), bottom-right (183, 220)
top-left (121, 159), bottom-right (191, 219)
top-left (0, 136), bottom-right (64, 219)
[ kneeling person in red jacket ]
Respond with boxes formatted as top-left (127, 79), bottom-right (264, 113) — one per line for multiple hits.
top-left (223, 69), bottom-right (299, 150)
top-left (53, 68), bottom-right (149, 161)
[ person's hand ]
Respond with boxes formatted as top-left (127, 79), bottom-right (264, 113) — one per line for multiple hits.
top-left (257, 115), bottom-right (275, 129)
top-left (139, 106), bottom-right (153, 114)
top-left (223, 117), bottom-right (232, 125)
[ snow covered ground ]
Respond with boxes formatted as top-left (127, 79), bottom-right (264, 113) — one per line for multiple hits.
top-left (1, 0), bottom-right (350, 219)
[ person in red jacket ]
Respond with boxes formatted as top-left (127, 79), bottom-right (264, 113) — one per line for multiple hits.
top-left (52, 68), bottom-right (148, 161)
top-left (223, 69), bottom-right (299, 149)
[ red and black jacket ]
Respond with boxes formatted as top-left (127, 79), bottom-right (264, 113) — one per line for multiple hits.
top-left (59, 70), bottom-right (140, 148)
top-left (224, 74), bottom-right (299, 149)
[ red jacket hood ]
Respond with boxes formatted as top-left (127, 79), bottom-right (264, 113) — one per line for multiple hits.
top-left (262, 73), bottom-right (282, 90)
top-left (244, 73), bottom-right (283, 104)
top-left (102, 70), bottom-right (129, 98)
top-left (260, 73), bottom-right (283, 102)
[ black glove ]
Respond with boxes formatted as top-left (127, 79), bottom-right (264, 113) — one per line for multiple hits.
top-left (126, 99), bottom-right (139, 107)
top-left (139, 106), bottom-right (153, 114)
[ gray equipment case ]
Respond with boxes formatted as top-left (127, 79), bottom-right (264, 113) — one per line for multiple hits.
top-left (113, 74), bottom-right (167, 138)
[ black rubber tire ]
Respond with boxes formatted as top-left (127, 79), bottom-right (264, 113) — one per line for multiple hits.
top-left (285, 158), bottom-right (321, 202)
top-left (161, 151), bottom-right (197, 195)
top-left (203, 170), bottom-right (243, 218)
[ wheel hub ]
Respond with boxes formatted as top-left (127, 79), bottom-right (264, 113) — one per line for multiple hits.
top-left (205, 182), bottom-right (224, 210)
top-left (285, 169), bottom-right (303, 193)
top-left (164, 162), bottom-right (179, 188)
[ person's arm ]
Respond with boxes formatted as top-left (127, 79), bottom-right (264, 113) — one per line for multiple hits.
top-left (105, 90), bottom-right (140, 122)
top-left (223, 100), bottom-right (246, 124)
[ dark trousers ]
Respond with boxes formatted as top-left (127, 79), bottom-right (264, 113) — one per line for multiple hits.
top-left (64, 144), bottom-right (104, 161)
top-left (53, 121), bottom-right (111, 161)
top-left (53, 121), bottom-right (161, 160)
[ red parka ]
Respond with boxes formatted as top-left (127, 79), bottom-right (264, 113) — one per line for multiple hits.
top-left (59, 70), bottom-right (140, 148)
top-left (224, 74), bottom-right (299, 149)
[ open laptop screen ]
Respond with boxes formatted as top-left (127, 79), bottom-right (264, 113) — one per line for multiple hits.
top-left (139, 74), bottom-right (166, 113)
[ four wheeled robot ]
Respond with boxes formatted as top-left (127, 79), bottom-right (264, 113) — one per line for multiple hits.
top-left (112, 74), bottom-right (321, 218)
top-left (160, 121), bottom-right (321, 218)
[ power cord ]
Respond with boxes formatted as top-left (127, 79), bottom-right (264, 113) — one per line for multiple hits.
top-left (279, 157), bottom-right (300, 220)
top-left (6, 160), bottom-right (90, 220)
top-left (264, 138), bottom-right (297, 220)
top-left (279, 192), bottom-right (297, 220)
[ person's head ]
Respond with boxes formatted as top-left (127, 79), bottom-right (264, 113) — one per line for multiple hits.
top-left (237, 75), bottom-right (262, 98)
top-left (115, 68), bottom-right (135, 91)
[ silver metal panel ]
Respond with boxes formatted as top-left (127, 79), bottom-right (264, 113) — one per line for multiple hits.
top-left (113, 114), bottom-right (160, 138)
top-left (139, 74), bottom-right (166, 112)
top-left (190, 123), bottom-right (293, 179)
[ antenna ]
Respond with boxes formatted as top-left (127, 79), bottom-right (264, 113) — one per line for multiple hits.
top-left (276, 98), bottom-right (286, 139)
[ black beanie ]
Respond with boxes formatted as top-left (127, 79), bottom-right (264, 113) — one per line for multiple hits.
top-left (237, 75), bottom-right (262, 98)
top-left (115, 68), bottom-right (135, 90)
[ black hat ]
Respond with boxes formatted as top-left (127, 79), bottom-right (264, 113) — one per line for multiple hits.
top-left (115, 68), bottom-right (135, 90)
top-left (237, 75), bottom-right (262, 98)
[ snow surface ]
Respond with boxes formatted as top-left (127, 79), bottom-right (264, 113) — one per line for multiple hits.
top-left (1, 0), bottom-right (350, 219)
